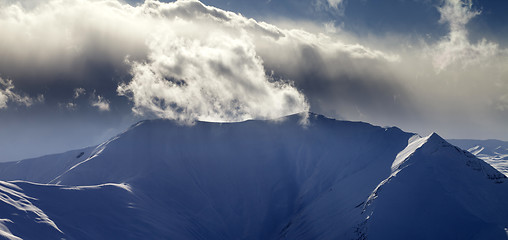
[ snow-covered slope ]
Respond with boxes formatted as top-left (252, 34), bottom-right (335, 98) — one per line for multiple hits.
top-left (0, 113), bottom-right (507, 239)
top-left (449, 139), bottom-right (508, 176)
top-left (363, 134), bottom-right (508, 239)
top-left (0, 180), bottom-right (145, 240)
top-left (0, 181), bottom-right (63, 240)
top-left (49, 113), bottom-right (415, 239)
top-left (0, 147), bottom-right (95, 183)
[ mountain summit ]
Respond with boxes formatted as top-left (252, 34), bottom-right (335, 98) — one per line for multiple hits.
top-left (0, 113), bottom-right (507, 239)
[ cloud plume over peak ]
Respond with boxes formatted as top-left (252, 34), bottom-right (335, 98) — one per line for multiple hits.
top-left (118, 29), bottom-right (308, 122)
top-left (120, 0), bottom-right (309, 122)
top-left (0, 0), bottom-right (313, 122)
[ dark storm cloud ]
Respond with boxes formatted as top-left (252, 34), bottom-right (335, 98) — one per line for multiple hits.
top-left (0, 0), bottom-right (147, 104)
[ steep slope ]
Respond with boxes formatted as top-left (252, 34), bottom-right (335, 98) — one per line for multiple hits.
top-left (0, 180), bottom-right (144, 240)
top-left (449, 139), bottom-right (508, 176)
top-left (362, 134), bottom-right (508, 240)
top-left (0, 147), bottom-right (95, 183)
top-left (0, 181), bottom-right (63, 240)
top-left (0, 113), bottom-right (507, 239)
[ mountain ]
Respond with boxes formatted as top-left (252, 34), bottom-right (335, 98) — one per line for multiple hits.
top-left (0, 181), bottom-right (139, 240)
top-left (363, 134), bottom-right (508, 240)
top-left (0, 113), bottom-right (507, 240)
top-left (449, 139), bottom-right (508, 176)
top-left (0, 147), bottom-right (95, 183)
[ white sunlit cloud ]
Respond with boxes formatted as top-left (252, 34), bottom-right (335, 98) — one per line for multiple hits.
top-left (116, 0), bottom-right (311, 123)
top-left (67, 102), bottom-right (77, 111)
top-left (58, 88), bottom-right (86, 111)
top-left (431, 0), bottom-right (500, 72)
top-left (312, 0), bottom-right (345, 15)
top-left (326, 0), bottom-right (344, 9)
top-left (91, 94), bottom-right (110, 112)
top-left (73, 88), bottom-right (86, 99)
top-left (58, 101), bottom-right (77, 111)
top-left (0, 77), bottom-right (33, 109)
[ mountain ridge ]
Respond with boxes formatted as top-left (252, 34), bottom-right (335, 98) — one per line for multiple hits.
top-left (449, 139), bottom-right (508, 176)
top-left (0, 113), bottom-right (507, 239)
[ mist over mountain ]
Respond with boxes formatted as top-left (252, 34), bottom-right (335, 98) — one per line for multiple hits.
top-left (1, 0), bottom-right (508, 162)
top-left (0, 113), bottom-right (507, 239)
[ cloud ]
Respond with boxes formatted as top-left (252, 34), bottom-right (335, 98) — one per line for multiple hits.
top-left (57, 88), bottom-right (85, 111)
top-left (326, 0), bottom-right (344, 9)
top-left (0, 77), bottom-right (33, 109)
top-left (323, 21), bottom-right (344, 34)
top-left (0, 0), bottom-right (430, 126)
top-left (36, 94), bottom-right (45, 103)
top-left (116, 0), bottom-right (311, 123)
top-left (496, 94), bottom-right (508, 112)
top-left (0, 0), bottom-right (147, 89)
top-left (118, 36), bottom-right (308, 123)
top-left (1, 0), bottom-right (507, 139)
top-left (313, 0), bottom-right (345, 15)
top-left (91, 95), bottom-right (110, 112)
top-left (0, 0), bottom-right (313, 122)
top-left (115, 0), bottom-right (402, 123)
top-left (67, 102), bottom-right (77, 110)
top-left (59, 102), bottom-right (77, 111)
top-left (0, 0), bottom-right (398, 124)
top-left (73, 88), bottom-right (86, 99)
top-left (431, 0), bottom-right (499, 71)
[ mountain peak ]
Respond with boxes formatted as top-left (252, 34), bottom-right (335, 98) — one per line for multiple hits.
top-left (391, 132), bottom-right (448, 172)
top-left (363, 133), bottom-right (508, 240)
top-left (427, 132), bottom-right (444, 141)
top-left (417, 132), bottom-right (453, 155)
top-left (391, 132), bottom-right (506, 182)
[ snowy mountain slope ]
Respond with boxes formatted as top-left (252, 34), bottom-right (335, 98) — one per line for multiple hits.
top-left (363, 134), bottom-right (508, 240)
top-left (0, 181), bottom-right (63, 240)
top-left (0, 147), bottom-right (95, 183)
top-left (0, 180), bottom-right (147, 240)
top-left (449, 139), bottom-right (508, 176)
top-left (0, 113), bottom-right (507, 239)
top-left (48, 113), bottom-right (414, 239)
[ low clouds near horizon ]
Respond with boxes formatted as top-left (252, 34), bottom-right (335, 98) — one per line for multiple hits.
top-left (0, 77), bottom-right (34, 109)
top-left (0, 0), bottom-right (507, 140)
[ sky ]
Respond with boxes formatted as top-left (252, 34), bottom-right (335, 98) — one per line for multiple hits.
top-left (0, 0), bottom-right (507, 161)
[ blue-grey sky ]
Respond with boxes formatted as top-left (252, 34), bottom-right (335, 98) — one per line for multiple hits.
top-left (0, 0), bottom-right (507, 161)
